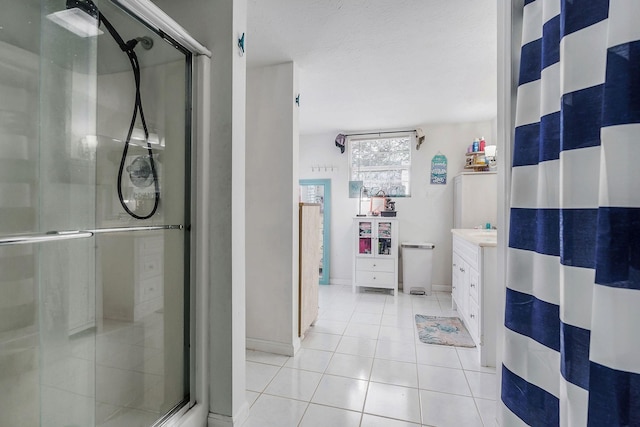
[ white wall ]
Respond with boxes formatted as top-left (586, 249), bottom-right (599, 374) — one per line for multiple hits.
top-left (151, 0), bottom-right (249, 423)
top-left (299, 120), bottom-right (496, 289)
top-left (246, 62), bottom-right (300, 355)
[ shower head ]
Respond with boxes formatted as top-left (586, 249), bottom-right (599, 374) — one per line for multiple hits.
top-left (48, 0), bottom-right (154, 54)
top-left (46, 0), bottom-right (103, 37)
top-left (50, 0), bottom-right (160, 219)
top-left (66, 0), bottom-right (98, 18)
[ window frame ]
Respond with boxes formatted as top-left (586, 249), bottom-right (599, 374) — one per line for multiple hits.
top-left (348, 132), bottom-right (413, 197)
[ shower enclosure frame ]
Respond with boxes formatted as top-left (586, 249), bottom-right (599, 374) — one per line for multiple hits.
top-left (0, 0), bottom-right (212, 425)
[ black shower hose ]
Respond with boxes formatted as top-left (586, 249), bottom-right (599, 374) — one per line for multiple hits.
top-left (99, 9), bottom-right (160, 220)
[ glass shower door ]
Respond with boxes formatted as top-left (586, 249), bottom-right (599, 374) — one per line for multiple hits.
top-left (92, 2), bottom-right (190, 424)
top-left (0, 2), bottom-right (100, 425)
top-left (0, 1), bottom-right (191, 426)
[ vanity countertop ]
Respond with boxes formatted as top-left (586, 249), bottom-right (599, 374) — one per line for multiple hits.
top-left (451, 229), bottom-right (497, 247)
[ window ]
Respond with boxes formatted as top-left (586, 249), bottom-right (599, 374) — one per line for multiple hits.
top-left (349, 134), bottom-right (412, 197)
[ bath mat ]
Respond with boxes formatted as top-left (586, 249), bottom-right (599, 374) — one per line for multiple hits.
top-left (415, 315), bottom-right (475, 348)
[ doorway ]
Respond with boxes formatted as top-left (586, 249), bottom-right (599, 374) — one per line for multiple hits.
top-left (299, 179), bottom-right (331, 285)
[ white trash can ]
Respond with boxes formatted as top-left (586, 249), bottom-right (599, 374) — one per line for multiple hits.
top-left (401, 242), bottom-right (435, 295)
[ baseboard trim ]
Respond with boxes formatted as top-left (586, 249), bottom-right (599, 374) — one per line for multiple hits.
top-left (246, 337), bottom-right (300, 357)
top-left (332, 280), bottom-right (451, 292)
top-left (399, 282), bottom-right (451, 293)
top-left (207, 401), bottom-right (249, 427)
top-left (433, 284), bottom-right (452, 292)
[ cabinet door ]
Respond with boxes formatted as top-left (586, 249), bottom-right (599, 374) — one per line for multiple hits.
top-left (300, 204), bottom-right (321, 336)
top-left (356, 220), bottom-right (374, 256)
top-left (458, 260), bottom-right (469, 316)
top-left (452, 252), bottom-right (461, 303)
top-left (375, 220), bottom-right (396, 257)
top-left (467, 298), bottom-right (480, 339)
top-left (469, 267), bottom-right (479, 304)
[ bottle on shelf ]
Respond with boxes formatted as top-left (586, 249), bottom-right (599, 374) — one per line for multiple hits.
top-left (479, 136), bottom-right (486, 152)
top-left (472, 138), bottom-right (479, 152)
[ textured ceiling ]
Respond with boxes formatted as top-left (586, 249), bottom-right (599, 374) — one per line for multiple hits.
top-left (247, 0), bottom-right (498, 135)
top-left (4, 1), bottom-right (497, 136)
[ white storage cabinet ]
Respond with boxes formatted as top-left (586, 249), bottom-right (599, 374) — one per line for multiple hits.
top-left (353, 218), bottom-right (399, 294)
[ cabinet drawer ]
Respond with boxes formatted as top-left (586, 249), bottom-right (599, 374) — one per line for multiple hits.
top-left (139, 253), bottom-right (163, 280)
top-left (139, 276), bottom-right (162, 302)
top-left (469, 268), bottom-right (479, 303)
top-left (136, 235), bottom-right (163, 254)
top-left (467, 298), bottom-right (480, 339)
top-left (355, 258), bottom-right (395, 272)
top-left (453, 236), bottom-right (479, 270)
top-left (355, 270), bottom-right (395, 286)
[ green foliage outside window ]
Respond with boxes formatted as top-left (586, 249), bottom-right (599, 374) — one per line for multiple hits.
top-left (349, 135), bottom-right (411, 197)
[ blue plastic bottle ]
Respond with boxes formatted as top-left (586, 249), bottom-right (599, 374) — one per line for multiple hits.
top-left (472, 138), bottom-right (479, 152)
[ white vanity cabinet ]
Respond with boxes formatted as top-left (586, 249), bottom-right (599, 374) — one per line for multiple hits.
top-left (451, 230), bottom-right (497, 367)
top-left (353, 218), bottom-right (398, 294)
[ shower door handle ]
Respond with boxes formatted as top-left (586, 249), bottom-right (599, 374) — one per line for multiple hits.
top-left (0, 224), bottom-right (184, 247)
top-left (0, 230), bottom-right (94, 246)
top-left (89, 224), bottom-right (184, 234)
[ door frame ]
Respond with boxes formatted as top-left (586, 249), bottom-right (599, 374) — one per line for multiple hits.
top-left (299, 179), bottom-right (331, 285)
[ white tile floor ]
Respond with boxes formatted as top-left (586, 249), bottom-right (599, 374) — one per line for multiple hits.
top-left (242, 285), bottom-right (497, 427)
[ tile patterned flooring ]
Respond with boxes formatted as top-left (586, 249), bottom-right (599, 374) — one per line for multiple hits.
top-left (242, 285), bottom-right (497, 427)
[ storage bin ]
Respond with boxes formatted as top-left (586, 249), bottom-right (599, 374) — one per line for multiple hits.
top-left (401, 242), bottom-right (435, 295)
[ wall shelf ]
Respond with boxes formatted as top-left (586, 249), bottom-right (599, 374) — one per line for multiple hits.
top-left (464, 151), bottom-right (489, 171)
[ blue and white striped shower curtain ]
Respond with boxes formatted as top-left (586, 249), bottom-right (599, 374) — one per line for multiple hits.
top-left (503, 1), bottom-right (640, 425)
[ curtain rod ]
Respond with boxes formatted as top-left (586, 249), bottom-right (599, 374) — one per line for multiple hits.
top-left (344, 129), bottom-right (416, 137)
top-left (335, 128), bottom-right (426, 152)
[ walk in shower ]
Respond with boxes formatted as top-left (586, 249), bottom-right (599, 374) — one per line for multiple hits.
top-left (0, 1), bottom-right (193, 425)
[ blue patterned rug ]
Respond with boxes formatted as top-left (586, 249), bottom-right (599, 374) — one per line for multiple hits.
top-left (415, 315), bottom-right (475, 347)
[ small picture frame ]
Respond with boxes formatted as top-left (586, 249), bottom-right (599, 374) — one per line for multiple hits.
top-left (369, 196), bottom-right (386, 214)
top-left (430, 153), bottom-right (447, 185)
top-left (349, 180), bottom-right (363, 198)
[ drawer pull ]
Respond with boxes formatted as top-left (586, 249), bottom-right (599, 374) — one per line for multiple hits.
top-left (459, 267), bottom-right (465, 273)
top-left (470, 283), bottom-right (476, 288)
top-left (470, 313), bottom-right (475, 319)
